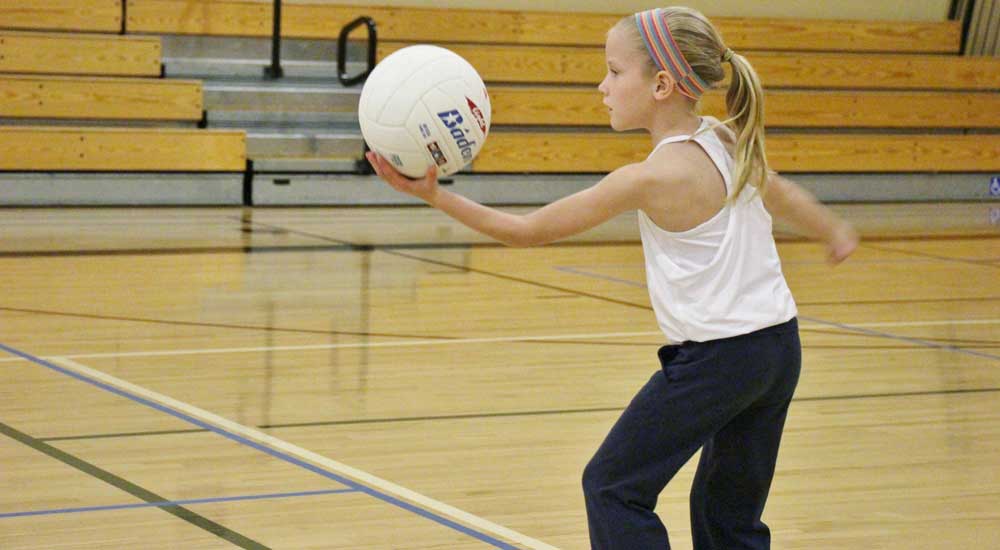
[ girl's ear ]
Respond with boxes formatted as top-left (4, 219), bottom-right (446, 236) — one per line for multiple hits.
top-left (653, 70), bottom-right (676, 100)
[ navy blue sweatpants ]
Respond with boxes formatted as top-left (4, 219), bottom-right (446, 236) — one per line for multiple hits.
top-left (583, 318), bottom-right (801, 550)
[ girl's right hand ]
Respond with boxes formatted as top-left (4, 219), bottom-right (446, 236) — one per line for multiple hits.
top-left (366, 152), bottom-right (441, 204)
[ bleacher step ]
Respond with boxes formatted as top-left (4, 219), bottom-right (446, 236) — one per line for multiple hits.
top-left (247, 172), bottom-right (999, 206)
top-left (164, 57), bottom-right (368, 81)
top-left (203, 82), bottom-right (360, 113)
top-left (252, 157), bottom-right (359, 173)
top-left (203, 80), bottom-right (361, 128)
top-left (207, 110), bottom-right (359, 127)
top-left (243, 131), bottom-right (363, 158)
top-left (160, 35), bottom-right (364, 62)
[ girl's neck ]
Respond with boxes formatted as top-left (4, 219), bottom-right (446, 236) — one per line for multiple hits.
top-left (649, 110), bottom-right (702, 146)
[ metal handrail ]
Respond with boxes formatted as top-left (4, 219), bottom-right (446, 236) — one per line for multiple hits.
top-left (264, 0), bottom-right (283, 78)
top-left (336, 16), bottom-right (378, 174)
top-left (338, 16), bottom-right (377, 86)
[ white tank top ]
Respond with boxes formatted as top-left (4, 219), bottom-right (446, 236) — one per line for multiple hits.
top-left (638, 119), bottom-right (797, 343)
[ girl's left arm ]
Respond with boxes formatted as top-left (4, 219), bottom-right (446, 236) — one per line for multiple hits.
top-left (367, 152), bottom-right (652, 247)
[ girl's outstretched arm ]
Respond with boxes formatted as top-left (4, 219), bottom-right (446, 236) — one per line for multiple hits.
top-left (367, 152), bottom-right (653, 247)
top-left (702, 117), bottom-right (858, 265)
top-left (762, 173), bottom-right (859, 265)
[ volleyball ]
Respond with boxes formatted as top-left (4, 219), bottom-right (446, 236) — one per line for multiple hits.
top-left (358, 45), bottom-right (491, 178)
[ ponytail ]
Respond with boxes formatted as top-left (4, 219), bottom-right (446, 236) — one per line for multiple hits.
top-left (723, 52), bottom-right (769, 199)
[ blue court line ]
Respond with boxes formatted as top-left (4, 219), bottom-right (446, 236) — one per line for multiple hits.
top-left (0, 343), bottom-right (521, 550)
top-left (0, 488), bottom-right (357, 519)
top-left (555, 266), bottom-right (1000, 362)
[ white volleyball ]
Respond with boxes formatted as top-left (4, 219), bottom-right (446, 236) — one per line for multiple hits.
top-left (358, 45), bottom-right (491, 178)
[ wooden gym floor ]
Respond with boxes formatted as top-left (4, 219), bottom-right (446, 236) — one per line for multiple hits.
top-left (1, 201), bottom-right (998, 549)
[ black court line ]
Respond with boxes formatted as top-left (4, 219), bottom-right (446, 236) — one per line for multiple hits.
top-left (38, 385), bottom-right (1000, 443)
top-left (857, 242), bottom-right (1000, 270)
top-left (42, 427), bottom-right (208, 442)
top-left (797, 296), bottom-right (1000, 306)
top-left (772, 228), bottom-right (1000, 269)
top-left (241, 219), bottom-right (654, 310)
top-left (387, 248), bottom-right (654, 310)
top-left (3, 301), bottom-right (997, 343)
top-left (802, 328), bottom-right (1000, 346)
top-left (0, 245), bottom-right (352, 258)
top-left (261, 387), bottom-right (1000, 428)
top-left (2, 222), bottom-right (996, 259)
top-left (235, 220), bottom-right (1000, 362)
top-left (2, 304), bottom-right (997, 350)
top-left (515, 339), bottom-right (1000, 348)
top-left (0, 306), bottom-right (452, 341)
top-left (3, 343), bottom-right (521, 549)
top-left (16, 218), bottom-right (999, 444)
top-left (0, 421), bottom-right (270, 550)
top-left (0, 241), bottom-right (641, 259)
top-left (772, 231), bottom-right (1000, 243)
top-left (1, 488), bottom-right (358, 520)
top-left (795, 387), bottom-right (1000, 402)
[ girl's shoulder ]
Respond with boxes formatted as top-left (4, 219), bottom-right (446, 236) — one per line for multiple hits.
top-left (642, 140), bottom-right (707, 186)
top-left (638, 138), bottom-right (728, 223)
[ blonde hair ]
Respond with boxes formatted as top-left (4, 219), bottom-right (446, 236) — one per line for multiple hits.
top-left (614, 7), bottom-right (769, 199)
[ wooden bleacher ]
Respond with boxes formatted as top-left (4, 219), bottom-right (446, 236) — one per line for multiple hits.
top-left (490, 88), bottom-right (1000, 129)
top-left (375, 41), bottom-right (1000, 89)
top-left (0, 6), bottom-right (244, 175)
top-left (0, 75), bottom-right (203, 122)
top-left (118, 1), bottom-right (1000, 177)
top-left (474, 133), bottom-right (1000, 173)
top-left (0, 0), bottom-right (122, 33)
top-left (0, 31), bottom-right (161, 77)
top-left (2, 1), bottom-right (997, 181)
top-left (0, 126), bottom-right (245, 171)
top-left (126, 1), bottom-right (961, 53)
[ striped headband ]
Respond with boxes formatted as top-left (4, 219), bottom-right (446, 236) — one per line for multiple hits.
top-left (634, 9), bottom-right (709, 100)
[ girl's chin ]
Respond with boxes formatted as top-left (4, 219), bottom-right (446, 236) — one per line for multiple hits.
top-left (609, 119), bottom-right (635, 132)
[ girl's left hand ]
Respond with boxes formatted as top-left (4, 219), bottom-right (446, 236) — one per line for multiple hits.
top-left (827, 222), bottom-right (859, 265)
top-left (366, 152), bottom-right (441, 204)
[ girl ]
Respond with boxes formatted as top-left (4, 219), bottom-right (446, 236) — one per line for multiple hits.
top-left (367, 6), bottom-right (858, 549)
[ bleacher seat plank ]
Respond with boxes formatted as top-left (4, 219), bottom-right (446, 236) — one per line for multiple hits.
top-left (710, 17), bottom-right (960, 54)
top-left (126, 0), bottom-right (270, 36)
top-left (0, 126), bottom-right (245, 171)
top-left (490, 87), bottom-right (1000, 129)
top-left (378, 42), bottom-right (602, 84)
top-left (747, 52), bottom-right (1000, 91)
top-left (0, 75), bottom-right (202, 120)
top-left (0, 32), bottom-right (161, 76)
top-left (0, 0), bottom-right (121, 33)
top-left (378, 42), bottom-right (1000, 90)
top-left (127, 1), bottom-right (960, 53)
top-left (474, 133), bottom-right (1000, 173)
